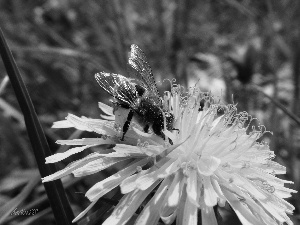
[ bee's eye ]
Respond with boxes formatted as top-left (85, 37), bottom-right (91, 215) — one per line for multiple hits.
top-left (135, 84), bottom-right (145, 96)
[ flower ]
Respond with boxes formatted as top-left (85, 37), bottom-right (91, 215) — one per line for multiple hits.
top-left (42, 84), bottom-right (296, 225)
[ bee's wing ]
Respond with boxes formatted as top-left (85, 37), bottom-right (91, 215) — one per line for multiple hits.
top-left (128, 44), bottom-right (161, 105)
top-left (95, 72), bottom-right (139, 108)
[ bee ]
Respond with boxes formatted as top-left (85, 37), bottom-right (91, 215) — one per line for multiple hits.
top-left (95, 44), bottom-right (174, 141)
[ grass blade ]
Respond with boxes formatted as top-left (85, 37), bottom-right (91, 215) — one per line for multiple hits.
top-left (0, 28), bottom-right (75, 225)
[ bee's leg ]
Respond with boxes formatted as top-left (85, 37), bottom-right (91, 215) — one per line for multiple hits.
top-left (143, 124), bottom-right (150, 133)
top-left (121, 110), bottom-right (134, 141)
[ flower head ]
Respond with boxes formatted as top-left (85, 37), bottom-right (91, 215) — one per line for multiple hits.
top-left (42, 84), bottom-right (296, 225)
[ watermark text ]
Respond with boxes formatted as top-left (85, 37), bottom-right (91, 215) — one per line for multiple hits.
top-left (10, 207), bottom-right (38, 216)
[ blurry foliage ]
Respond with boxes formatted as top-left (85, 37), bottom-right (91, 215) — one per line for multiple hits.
top-left (0, 0), bottom-right (300, 224)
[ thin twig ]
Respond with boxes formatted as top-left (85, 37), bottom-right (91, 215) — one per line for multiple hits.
top-left (251, 85), bottom-right (300, 126)
top-left (224, 0), bottom-right (258, 18)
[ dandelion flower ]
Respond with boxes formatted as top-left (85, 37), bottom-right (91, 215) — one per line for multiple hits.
top-left (42, 82), bottom-right (296, 225)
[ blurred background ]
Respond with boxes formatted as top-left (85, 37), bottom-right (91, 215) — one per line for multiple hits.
top-left (0, 0), bottom-right (299, 224)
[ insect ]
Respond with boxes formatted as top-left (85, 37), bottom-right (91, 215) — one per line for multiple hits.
top-left (95, 44), bottom-right (174, 141)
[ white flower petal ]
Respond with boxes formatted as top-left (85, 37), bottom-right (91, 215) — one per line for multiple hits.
top-left (203, 176), bottom-right (218, 207)
top-left (200, 136), bottom-right (232, 156)
top-left (142, 145), bottom-right (165, 156)
top-left (176, 183), bottom-right (187, 225)
top-left (114, 143), bottom-right (164, 157)
top-left (210, 178), bottom-right (226, 200)
top-left (72, 196), bottom-right (100, 223)
top-left (56, 138), bottom-right (115, 146)
top-left (120, 169), bottom-right (149, 194)
top-left (42, 153), bottom-right (103, 182)
top-left (222, 179), bottom-right (279, 224)
top-left (254, 191), bottom-right (294, 223)
top-left (216, 170), bottom-right (269, 200)
top-left (201, 206), bottom-right (218, 225)
top-left (86, 158), bottom-right (150, 202)
top-left (178, 189), bottom-right (198, 225)
top-left (218, 198), bottom-right (226, 207)
top-left (45, 145), bottom-right (96, 163)
top-left (102, 179), bottom-right (161, 225)
top-left (63, 114), bottom-right (97, 131)
top-left (222, 188), bottom-right (265, 225)
top-left (52, 119), bottom-right (73, 128)
top-left (65, 113), bottom-right (117, 135)
top-left (210, 114), bottom-right (224, 131)
top-left (162, 135), bottom-right (191, 158)
top-left (135, 158), bottom-right (175, 190)
top-left (98, 102), bottom-right (113, 115)
top-left (274, 186), bottom-right (297, 199)
top-left (240, 167), bottom-right (289, 188)
top-left (160, 171), bottom-right (184, 221)
top-left (186, 169), bottom-right (199, 206)
top-left (113, 144), bottom-right (145, 155)
top-left (134, 176), bottom-right (172, 225)
top-left (157, 159), bottom-right (180, 178)
top-left (104, 152), bottom-right (133, 157)
top-left (258, 161), bottom-right (286, 174)
top-left (73, 157), bottom-right (129, 177)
